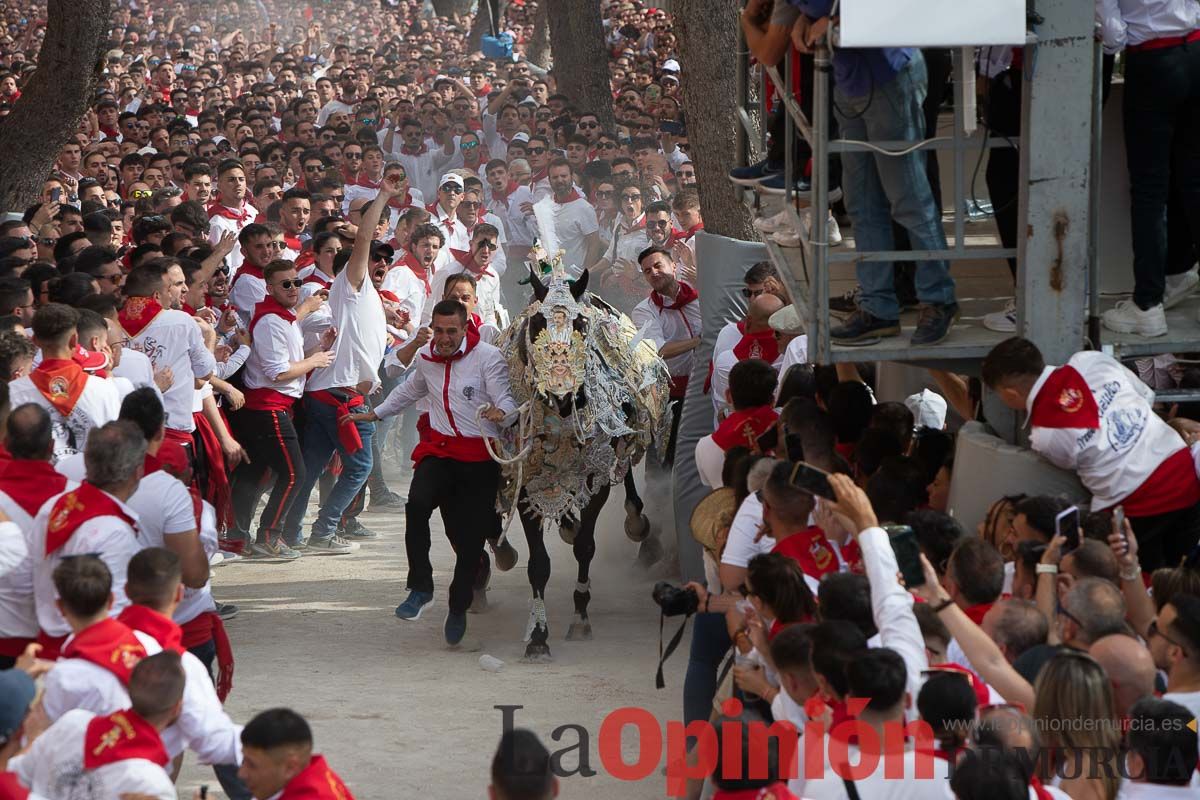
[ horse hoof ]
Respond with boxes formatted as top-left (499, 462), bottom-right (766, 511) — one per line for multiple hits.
top-left (624, 512), bottom-right (650, 543)
top-left (624, 497), bottom-right (645, 517)
top-left (522, 644), bottom-right (554, 663)
top-left (469, 588), bottom-right (488, 614)
top-left (566, 621), bottom-right (593, 641)
top-left (559, 518), bottom-right (578, 545)
top-left (491, 539), bottom-right (519, 572)
top-left (637, 535), bottom-right (664, 568)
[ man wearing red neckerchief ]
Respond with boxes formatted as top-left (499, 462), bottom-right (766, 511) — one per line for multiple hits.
top-left (982, 337), bottom-right (1200, 572)
top-left (696, 359), bottom-right (779, 489)
top-left (484, 159), bottom-right (536, 271)
top-left (427, 172), bottom-right (469, 252)
top-left (633, 245), bottom-right (700, 469)
top-left (382, 222), bottom-right (442, 328)
top-left (207, 159), bottom-right (261, 271)
top-left (278, 189), bottom-right (312, 262)
top-left (710, 294), bottom-right (786, 423)
top-left (427, 223), bottom-right (506, 329)
top-left (9, 650), bottom-right (184, 800)
top-left (7, 303), bottom-right (121, 463)
top-left (0, 405), bottom-right (71, 669)
top-left (238, 709), bottom-right (356, 800)
top-left (229, 224), bottom-right (276, 326)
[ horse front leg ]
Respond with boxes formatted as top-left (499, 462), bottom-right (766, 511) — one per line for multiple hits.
top-left (622, 468), bottom-right (651, 543)
top-left (566, 485), bottom-right (609, 641)
top-left (519, 498), bottom-right (553, 661)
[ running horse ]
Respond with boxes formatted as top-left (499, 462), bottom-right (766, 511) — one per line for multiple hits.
top-left (490, 264), bottom-right (672, 660)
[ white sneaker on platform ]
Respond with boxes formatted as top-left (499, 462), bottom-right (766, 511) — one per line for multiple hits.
top-left (1101, 300), bottom-right (1168, 337)
top-left (1164, 269), bottom-right (1200, 309)
top-left (753, 209), bottom-right (792, 234)
top-left (771, 228), bottom-right (803, 248)
top-left (983, 299), bottom-right (1017, 333)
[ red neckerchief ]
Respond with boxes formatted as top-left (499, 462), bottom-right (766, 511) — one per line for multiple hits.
top-left (450, 248), bottom-right (494, 278)
top-left (401, 143), bottom-right (428, 156)
top-left (0, 460), bottom-right (67, 517)
top-left (278, 755), bottom-right (357, 800)
top-left (379, 289), bottom-right (401, 304)
top-left (528, 167), bottom-right (548, 185)
top-left (117, 605), bottom-right (183, 653)
top-left (553, 188), bottom-right (582, 204)
top-left (0, 442), bottom-right (11, 475)
top-left (773, 526), bottom-right (843, 581)
top-left (387, 191), bottom-right (415, 211)
top-left (492, 180), bottom-right (520, 205)
top-left (61, 617), bottom-right (146, 685)
top-left (249, 295), bottom-right (298, 337)
top-left (28, 358), bottom-right (89, 417)
top-left (303, 270), bottom-right (332, 289)
top-left (711, 406), bottom-right (779, 452)
top-left (474, 84), bottom-right (492, 97)
top-left (402, 254), bottom-right (432, 295)
top-left (713, 784), bottom-right (798, 800)
top-left (45, 482), bottom-right (138, 555)
top-left (83, 709), bottom-right (169, 769)
top-left (118, 296), bottom-right (165, 338)
top-left (962, 602), bottom-right (995, 626)
top-left (0, 771), bottom-right (29, 799)
top-left (230, 261), bottom-right (265, 290)
top-left (732, 320), bottom-right (781, 363)
top-left (1029, 365), bottom-right (1100, 429)
top-left (99, 124), bottom-right (120, 139)
top-left (467, 313), bottom-right (484, 336)
top-left (422, 327), bottom-right (480, 364)
top-left (427, 201), bottom-right (457, 232)
top-left (618, 213), bottom-right (647, 233)
top-left (207, 200), bottom-right (254, 224)
top-left (356, 174), bottom-right (382, 189)
top-left (181, 302), bottom-right (197, 316)
top-left (283, 234), bottom-right (303, 252)
top-left (1029, 777), bottom-right (1054, 800)
top-left (672, 222), bottom-right (704, 242)
top-left (341, 166), bottom-right (359, 185)
top-left (295, 250), bottom-right (317, 269)
top-left (929, 662), bottom-right (992, 707)
top-left (650, 281), bottom-right (699, 311)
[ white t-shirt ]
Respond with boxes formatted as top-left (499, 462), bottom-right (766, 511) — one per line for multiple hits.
top-left (8, 374), bottom-right (121, 463)
top-left (305, 265), bottom-right (387, 393)
top-left (228, 270), bottom-right (266, 327)
top-left (125, 308), bottom-right (216, 433)
top-left (721, 492), bottom-right (776, 568)
top-left (800, 744), bottom-right (953, 800)
top-left (540, 196), bottom-right (599, 276)
top-left (112, 348), bottom-right (158, 392)
top-left (174, 499), bottom-right (218, 627)
top-left (9, 708), bottom-right (176, 800)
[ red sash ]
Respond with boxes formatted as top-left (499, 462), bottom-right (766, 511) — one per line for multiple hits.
top-left (0, 772), bottom-right (29, 800)
top-left (0, 442), bottom-right (10, 474)
top-left (28, 359), bottom-right (89, 418)
top-left (732, 321), bottom-right (780, 364)
top-left (83, 709), bottom-right (169, 769)
top-left (118, 297), bottom-right (165, 338)
top-left (1029, 365), bottom-right (1100, 429)
top-left (61, 618), bottom-right (147, 685)
top-left (45, 483), bottom-right (137, 555)
top-left (0, 459), bottom-right (68, 516)
top-left (1120, 447), bottom-right (1200, 517)
top-left (711, 405), bottom-right (778, 452)
top-left (278, 755), bottom-right (356, 800)
top-left (307, 390), bottom-right (366, 454)
top-left (117, 605), bottom-right (183, 654)
top-left (180, 611), bottom-right (235, 702)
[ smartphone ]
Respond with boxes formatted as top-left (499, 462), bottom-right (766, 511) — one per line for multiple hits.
top-left (886, 525), bottom-right (926, 588)
top-left (788, 461), bottom-right (835, 500)
top-left (1056, 506), bottom-right (1080, 554)
top-left (783, 431), bottom-right (804, 463)
top-left (50, 187), bottom-right (61, 202)
top-left (1113, 505), bottom-right (1125, 541)
top-left (659, 121), bottom-right (683, 136)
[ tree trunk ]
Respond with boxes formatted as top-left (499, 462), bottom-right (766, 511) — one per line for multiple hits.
top-left (525, 0), bottom-right (551, 70)
top-left (673, 0), bottom-right (756, 240)
top-left (0, 0), bottom-right (112, 212)
top-left (546, 0), bottom-right (614, 130)
top-left (430, 0), bottom-right (474, 16)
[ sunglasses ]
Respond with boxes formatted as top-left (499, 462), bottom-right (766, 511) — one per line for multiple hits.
top-left (267, 241), bottom-right (287, 250)
top-left (37, 236), bottom-right (58, 245)
top-left (594, 190), bottom-right (613, 199)
top-left (440, 184), bottom-right (463, 193)
top-left (741, 287), bottom-right (766, 299)
top-left (274, 279), bottom-right (302, 289)
top-left (131, 189), bottom-right (153, 199)
top-left (98, 272), bottom-right (125, 284)
top-left (526, 146), bottom-right (547, 155)
top-left (578, 121), bottom-right (598, 129)
top-left (344, 152), bottom-right (363, 159)
top-left (304, 165), bottom-right (324, 172)
top-left (621, 193), bottom-right (642, 202)
top-left (475, 240), bottom-right (498, 251)
top-left (460, 141), bottom-right (479, 150)
top-left (460, 200), bottom-right (481, 209)
top-left (598, 142), bottom-right (618, 150)
top-left (647, 219), bottom-right (669, 228)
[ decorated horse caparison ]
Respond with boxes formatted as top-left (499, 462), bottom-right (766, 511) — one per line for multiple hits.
top-left (489, 263), bottom-right (672, 660)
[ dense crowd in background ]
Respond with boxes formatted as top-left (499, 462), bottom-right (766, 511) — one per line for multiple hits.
top-left (0, 0), bottom-right (1198, 799)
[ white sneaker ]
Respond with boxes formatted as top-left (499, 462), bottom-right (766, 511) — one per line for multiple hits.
top-left (771, 228), bottom-right (802, 248)
top-left (1101, 300), bottom-right (1168, 337)
top-left (1164, 269), bottom-right (1200, 309)
top-left (796, 209), bottom-right (841, 246)
top-left (753, 209), bottom-right (792, 234)
top-left (983, 299), bottom-right (1017, 333)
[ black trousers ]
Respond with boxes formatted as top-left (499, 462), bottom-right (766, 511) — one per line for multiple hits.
top-left (1130, 499), bottom-right (1200, 573)
top-left (404, 457), bottom-right (501, 615)
top-left (1123, 43), bottom-right (1200, 309)
top-left (985, 66), bottom-right (1023, 281)
top-left (229, 408), bottom-right (305, 543)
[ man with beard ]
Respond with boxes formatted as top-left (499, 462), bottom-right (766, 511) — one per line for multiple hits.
top-left (535, 158), bottom-right (600, 277)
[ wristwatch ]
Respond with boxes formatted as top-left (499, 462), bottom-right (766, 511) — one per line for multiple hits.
top-left (1036, 563), bottom-right (1059, 575)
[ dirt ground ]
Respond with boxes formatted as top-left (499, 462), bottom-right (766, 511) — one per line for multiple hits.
top-left (177, 464), bottom-right (689, 799)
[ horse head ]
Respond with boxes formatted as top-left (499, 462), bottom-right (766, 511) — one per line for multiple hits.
top-left (521, 267), bottom-right (591, 418)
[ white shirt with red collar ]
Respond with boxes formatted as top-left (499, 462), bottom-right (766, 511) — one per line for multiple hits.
top-left (280, 231), bottom-right (304, 262)
top-left (382, 255), bottom-right (435, 324)
top-left (374, 332), bottom-right (517, 449)
top-left (8, 364), bottom-right (121, 463)
top-left (305, 265), bottom-right (387, 394)
top-left (487, 181), bottom-right (537, 247)
top-left (9, 708), bottom-right (176, 800)
top-left (426, 250), bottom-right (507, 329)
top-left (41, 626), bottom-right (162, 722)
top-left (228, 261), bottom-right (267, 327)
top-left (632, 281), bottom-right (701, 394)
top-left (244, 300), bottom-right (307, 405)
top-left (602, 213), bottom-right (651, 270)
top-left (529, 170), bottom-right (552, 202)
top-left (31, 486), bottom-right (143, 639)
top-left (119, 299), bottom-right (216, 434)
top-left (207, 200), bottom-right (259, 271)
top-left (1026, 350), bottom-right (1198, 513)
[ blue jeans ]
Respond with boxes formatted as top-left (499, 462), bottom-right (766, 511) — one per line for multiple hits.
top-left (835, 52), bottom-right (956, 320)
top-left (683, 612), bottom-right (733, 727)
top-left (283, 394), bottom-right (376, 543)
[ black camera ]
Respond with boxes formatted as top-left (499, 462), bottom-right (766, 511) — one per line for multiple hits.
top-left (652, 582), bottom-right (699, 617)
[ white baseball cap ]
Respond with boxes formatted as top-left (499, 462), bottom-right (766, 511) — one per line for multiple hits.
top-left (662, 59), bottom-right (681, 73)
top-left (905, 389), bottom-right (949, 431)
top-left (438, 173), bottom-right (465, 189)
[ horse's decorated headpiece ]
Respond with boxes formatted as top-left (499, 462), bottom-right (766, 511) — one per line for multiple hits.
top-left (527, 262), bottom-right (590, 400)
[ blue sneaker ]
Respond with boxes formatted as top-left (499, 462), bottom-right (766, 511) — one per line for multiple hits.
top-left (758, 173), bottom-right (811, 196)
top-left (395, 590), bottom-right (434, 621)
top-left (444, 611), bottom-right (467, 646)
top-left (728, 158), bottom-right (782, 186)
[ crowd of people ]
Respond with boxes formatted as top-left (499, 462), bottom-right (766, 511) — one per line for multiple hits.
top-left (0, 0), bottom-right (1197, 799)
